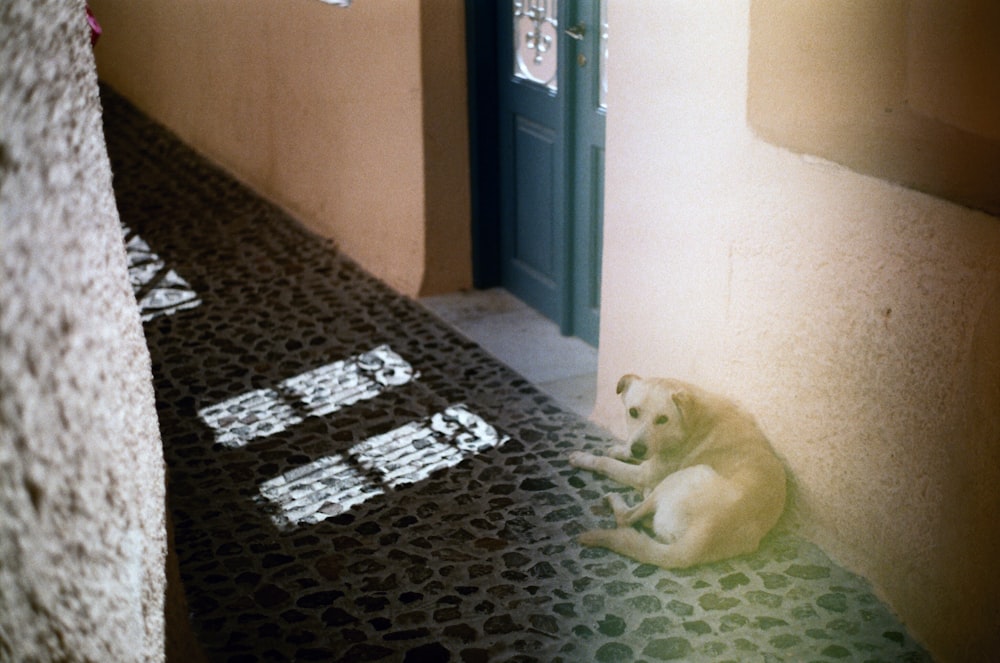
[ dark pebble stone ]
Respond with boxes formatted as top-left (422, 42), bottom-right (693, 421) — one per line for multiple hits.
top-left (356, 596), bottom-right (391, 612)
top-left (770, 633), bottom-right (802, 649)
top-left (632, 563), bottom-right (658, 578)
top-left (528, 613), bottom-right (559, 634)
top-left (821, 644), bottom-right (852, 658)
top-left (252, 583), bottom-right (290, 608)
top-left (297, 590), bottom-right (344, 608)
top-left (519, 477), bottom-right (556, 491)
top-left (719, 613), bottom-right (749, 632)
top-left (643, 637), bottom-right (693, 660)
top-left (753, 616), bottom-right (789, 630)
top-left (682, 620), bottom-right (712, 635)
top-left (321, 606), bottom-right (358, 626)
top-left (596, 642), bottom-right (634, 662)
top-left (502, 551), bottom-right (531, 568)
top-left (361, 573), bottom-right (398, 592)
top-left (817, 592), bottom-right (849, 613)
top-left (698, 593), bottom-right (740, 611)
top-left (444, 623), bottom-right (478, 643)
top-left (400, 592), bottom-right (424, 604)
top-left (785, 564), bottom-right (830, 579)
top-left (473, 537), bottom-right (508, 551)
top-left (625, 595), bottom-right (662, 613)
top-left (636, 616), bottom-right (673, 636)
top-left (553, 602), bottom-right (577, 617)
top-left (719, 572), bottom-right (751, 589)
top-left (597, 614), bottom-right (626, 637)
top-left (234, 571), bottom-right (261, 587)
top-left (261, 553), bottom-right (295, 568)
top-left (746, 590), bottom-right (783, 608)
top-left (467, 564), bottom-right (493, 578)
top-left (356, 521), bottom-right (381, 535)
top-left (459, 648), bottom-right (489, 663)
top-left (384, 627), bottom-right (431, 641)
top-left (315, 555), bottom-right (343, 580)
top-left (434, 607), bottom-right (462, 623)
top-left (350, 559), bottom-right (387, 574)
top-left (279, 609), bottom-right (308, 623)
top-left (369, 617), bottom-right (391, 631)
top-left (483, 614), bottom-right (520, 634)
top-left (604, 580), bottom-right (642, 596)
top-left (404, 642), bottom-right (450, 663)
top-left (528, 561), bottom-right (557, 579)
top-left (339, 643), bottom-right (394, 661)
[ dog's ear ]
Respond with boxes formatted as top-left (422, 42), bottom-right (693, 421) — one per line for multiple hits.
top-left (671, 389), bottom-right (703, 433)
top-left (617, 374), bottom-right (639, 397)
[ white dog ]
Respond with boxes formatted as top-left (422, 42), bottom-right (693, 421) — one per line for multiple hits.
top-left (569, 375), bottom-right (786, 568)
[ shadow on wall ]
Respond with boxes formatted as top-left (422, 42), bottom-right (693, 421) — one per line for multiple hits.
top-left (749, 0), bottom-right (1000, 216)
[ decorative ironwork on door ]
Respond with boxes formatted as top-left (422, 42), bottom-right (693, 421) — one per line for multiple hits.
top-left (513, 0), bottom-right (559, 92)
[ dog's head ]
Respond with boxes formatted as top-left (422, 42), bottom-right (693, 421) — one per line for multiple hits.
top-left (617, 375), bottom-right (698, 461)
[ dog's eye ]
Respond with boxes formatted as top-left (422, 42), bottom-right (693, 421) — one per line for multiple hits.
top-left (655, 415), bottom-right (669, 425)
top-left (628, 407), bottom-right (639, 419)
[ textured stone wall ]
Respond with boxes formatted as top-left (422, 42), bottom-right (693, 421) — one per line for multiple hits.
top-left (0, 2), bottom-right (166, 661)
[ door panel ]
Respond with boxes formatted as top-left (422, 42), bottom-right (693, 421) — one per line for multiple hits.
top-left (488, 0), bottom-right (605, 345)
top-left (513, 116), bottom-right (557, 283)
top-left (498, 1), bottom-right (567, 322)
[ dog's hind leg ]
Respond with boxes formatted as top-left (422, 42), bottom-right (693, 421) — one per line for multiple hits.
top-left (578, 526), bottom-right (707, 569)
top-left (606, 492), bottom-right (657, 529)
top-left (569, 451), bottom-right (647, 490)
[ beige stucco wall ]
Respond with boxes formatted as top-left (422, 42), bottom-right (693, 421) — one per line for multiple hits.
top-left (748, 0), bottom-right (1000, 217)
top-left (594, 2), bottom-right (999, 661)
top-left (91, 0), bottom-right (471, 298)
top-left (0, 1), bottom-right (166, 660)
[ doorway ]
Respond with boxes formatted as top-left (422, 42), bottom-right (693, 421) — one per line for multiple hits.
top-left (466, 0), bottom-right (607, 347)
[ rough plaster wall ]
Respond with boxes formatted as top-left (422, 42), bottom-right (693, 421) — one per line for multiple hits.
top-left (0, 2), bottom-right (166, 661)
top-left (595, 2), bottom-right (1000, 660)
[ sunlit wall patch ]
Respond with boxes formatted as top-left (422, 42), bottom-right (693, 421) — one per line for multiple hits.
top-left (122, 226), bottom-right (202, 321)
top-left (198, 346), bottom-right (417, 448)
top-left (258, 404), bottom-right (508, 528)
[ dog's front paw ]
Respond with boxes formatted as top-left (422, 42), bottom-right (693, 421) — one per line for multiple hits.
top-left (569, 450), bottom-right (598, 470)
top-left (578, 528), bottom-right (614, 549)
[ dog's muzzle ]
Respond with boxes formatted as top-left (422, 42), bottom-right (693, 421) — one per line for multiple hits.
top-left (630, 441), bottom-right (647, 460)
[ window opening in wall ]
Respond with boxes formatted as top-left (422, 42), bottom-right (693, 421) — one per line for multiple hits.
top-left (513, 0), bottom-right (559, 92)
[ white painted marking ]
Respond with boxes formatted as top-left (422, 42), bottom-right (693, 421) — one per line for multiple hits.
top-left (122, 229), bottom-right (201, 321)
top-left (258, 405), bottom-right (508, 528)
top-left (198, 346), bottom-right (417, 448)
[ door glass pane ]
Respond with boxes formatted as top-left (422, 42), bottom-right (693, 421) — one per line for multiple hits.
top-left (513, 0), bottom-right (559, 92)
top-left (599, 0), bottom-right (609, 110)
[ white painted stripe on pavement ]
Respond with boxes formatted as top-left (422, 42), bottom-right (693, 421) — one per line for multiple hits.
top-left (198, 345), bottom-right (417, 447)
top-left (258, 404), bottom-right (507, 528)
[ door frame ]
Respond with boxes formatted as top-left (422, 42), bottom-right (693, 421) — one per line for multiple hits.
top-left (465, 1), bottom-right (603, 345)
top-left (465, 1), bottom-right (502, 290)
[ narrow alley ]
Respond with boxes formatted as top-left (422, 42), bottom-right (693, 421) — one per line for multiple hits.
top-left (104, 88), bottom-right (929, 662)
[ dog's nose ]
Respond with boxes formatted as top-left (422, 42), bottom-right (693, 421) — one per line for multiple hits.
top-left (630, 441), bottom-right (647, 459)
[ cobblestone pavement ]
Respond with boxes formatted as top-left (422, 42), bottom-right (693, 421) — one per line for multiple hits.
top-left (102, 87), bottom-right (931, 662)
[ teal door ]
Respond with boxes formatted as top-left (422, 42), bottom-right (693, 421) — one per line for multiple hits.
top-left (482, 0), bottom-right (607, 347)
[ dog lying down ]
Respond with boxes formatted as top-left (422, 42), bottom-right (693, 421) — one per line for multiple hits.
top-left (570, 375), bottom-right (786, 569)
